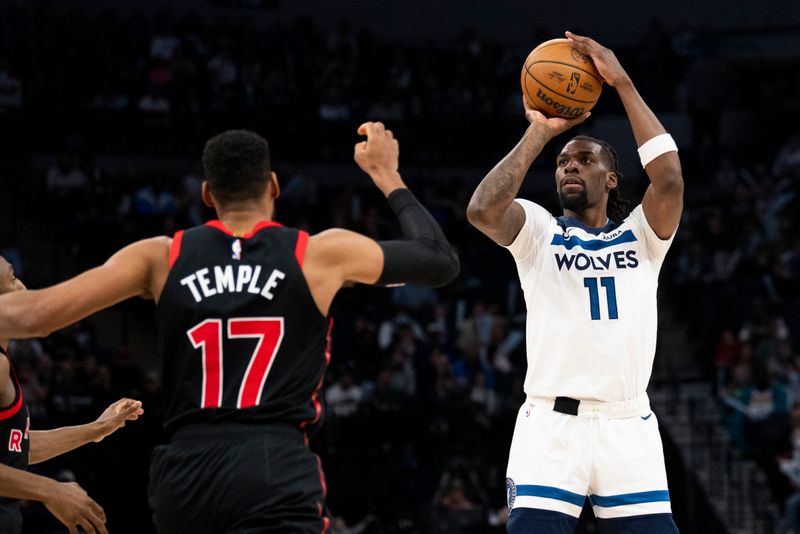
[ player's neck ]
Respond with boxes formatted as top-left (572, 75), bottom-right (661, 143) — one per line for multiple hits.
top-left (563, 207), bottom-right (608, 228)
top-left (215, 204), bottom-right (275, 235)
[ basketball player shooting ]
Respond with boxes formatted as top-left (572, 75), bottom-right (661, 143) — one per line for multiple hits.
top-left (0, 122), bottom-right (459, 533)
top-left (467, 32), bottom-right (683, 533)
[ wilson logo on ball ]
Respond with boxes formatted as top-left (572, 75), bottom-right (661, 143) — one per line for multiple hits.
top-left (535, 89), bottom-right (585, 118)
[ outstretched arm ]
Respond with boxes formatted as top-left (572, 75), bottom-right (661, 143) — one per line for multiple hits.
top-left (567, 31), bottom-right (683, 239)
top-left (467, 100), bottom-right (589, 246)
top-left (303, 122), bottom-right (459, 315)
top-left (0, 464), bottom-right (108, 534)
top-left (29, 398), bottom-right (143, 464)
top-left (0, 237), bottom-right (169, 340)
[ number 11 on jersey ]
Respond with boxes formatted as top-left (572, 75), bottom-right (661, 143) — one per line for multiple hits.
top-left (583, 277), bottom-right (619, 320)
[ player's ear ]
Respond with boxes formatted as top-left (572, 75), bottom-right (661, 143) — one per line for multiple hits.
top-left (606, 171), bottom-right (618, 190)
top-left (269, 171), bottom-right (280, 200)
top-left (201, 181), bottom-right (216, 208)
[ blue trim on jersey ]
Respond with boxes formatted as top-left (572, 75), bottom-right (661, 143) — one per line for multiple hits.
top-left (556, 216), bottom-right (620, 235)
top-left (550, 229), bottom-right (637, 251)
top-left (589, 490), bottom-right (671, 508)
top-left (516, 485), bottom-right (586, 507)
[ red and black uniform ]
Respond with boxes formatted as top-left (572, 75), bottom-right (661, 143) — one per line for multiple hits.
top-left (149, 220), bottom-right (331, 533)
top-left (0, 347), bottom-right (30, 534)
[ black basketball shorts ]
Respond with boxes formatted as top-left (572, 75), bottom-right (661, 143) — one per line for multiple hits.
top-left (148, 422), bottom-right (328, 534)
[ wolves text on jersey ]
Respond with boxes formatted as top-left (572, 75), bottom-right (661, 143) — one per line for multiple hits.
top-left (180, 264), bottom-right (286, 303)
top-left (554, 250), bottom-right (639, 271)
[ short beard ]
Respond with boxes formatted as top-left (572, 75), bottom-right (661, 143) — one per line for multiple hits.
top-left (558, 189), bottom-right (589, 212)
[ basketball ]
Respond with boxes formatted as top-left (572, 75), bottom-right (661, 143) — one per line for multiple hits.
top-left (521, 38), bottom-right (603, 118)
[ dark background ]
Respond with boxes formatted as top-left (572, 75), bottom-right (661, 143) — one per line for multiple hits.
top-left (0, 0), bottom-right (799, 532)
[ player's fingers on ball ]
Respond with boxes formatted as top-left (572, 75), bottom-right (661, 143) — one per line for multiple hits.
top-left (357, 123), bottom-right (369, 135)
top-left (374, 121), bottom-right (385, 132)
top-left (385, 129), bottom-right (393, 139)
top-left (77, 520), bottom-right (96, 534)
top-left (575, 111), bottom-right (591, 124)
top-left (68, 525), bottom-right (78, 534)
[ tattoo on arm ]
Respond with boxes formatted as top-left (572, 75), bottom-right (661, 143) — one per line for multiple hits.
top-left (468, 127), bottom-right (550, 243)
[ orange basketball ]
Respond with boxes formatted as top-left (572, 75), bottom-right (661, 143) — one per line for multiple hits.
top-left (521, 38), bottom-right (603, 119)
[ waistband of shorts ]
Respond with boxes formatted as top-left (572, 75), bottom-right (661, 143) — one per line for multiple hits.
top-left (525, 393), bottom-right (651, 419)
top-left (170, 421), bottom-right (305, 442)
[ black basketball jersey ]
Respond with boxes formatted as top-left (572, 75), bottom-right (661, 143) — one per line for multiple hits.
top-left (0, 347), bottom-right (30, 524)
top-left (156, 220), bottom-right (331, 434)
top-left (0, 348), bottom-right (29, 470)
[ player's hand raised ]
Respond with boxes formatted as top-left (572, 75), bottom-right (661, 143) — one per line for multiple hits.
top-left (354, 122), bottom-right (406, 197)
top-left (523, 96), bottom-right (590, 137)
top-left (565, 31), bottom-right (631, 88)
top-left (43, 481), bottom-right (108, 534)
top-left (91, 398), bottom-right (144, 442)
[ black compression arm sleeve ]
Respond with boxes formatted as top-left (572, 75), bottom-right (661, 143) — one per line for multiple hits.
top-left (377, 188), bottom-right (460, 287)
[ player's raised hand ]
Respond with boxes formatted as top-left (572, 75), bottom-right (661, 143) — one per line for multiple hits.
top-left (565, 31), bottom-right (631, 88)
top-left (354, 121), bottom-right (405, 196)
top-left (523, 96), bottom-right (590, 137)
top-left (43, 481), bottom-right (108, 534)
top-left (91, 398), bottom-right (144, 442)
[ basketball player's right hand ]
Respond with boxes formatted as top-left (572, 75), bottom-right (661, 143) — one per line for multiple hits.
top-left (43, 481), bottom-right (107, 534)
top-left (354, 121), bottom-right (406, 196)
top-left (523, 96), bottom-right (590, 138)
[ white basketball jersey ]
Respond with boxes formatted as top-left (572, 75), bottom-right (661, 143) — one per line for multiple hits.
top-left (505, 199), bottom-right (676, 402)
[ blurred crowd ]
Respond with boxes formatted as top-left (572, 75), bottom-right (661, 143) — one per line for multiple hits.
top-left (2, 5), bottom-right (797, 129)
top-left (666, 133), bottom-right (800, 531)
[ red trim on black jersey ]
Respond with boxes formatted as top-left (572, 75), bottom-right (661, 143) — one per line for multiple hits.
top-left (205, 220), bottom-right (283, 239)
top-left (300, 318), bottom-right (333, 430)
top-left (0, 360), bottom-right (23, 421)
top-left (169, 230), bottom-right (184, 269)
top-left (315, 454), bottom-right (330, 533)
top-left (295, 231), bottom-right (309, 269)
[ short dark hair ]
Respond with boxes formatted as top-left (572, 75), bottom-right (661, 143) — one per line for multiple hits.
top-left (202, 130), bottom-right (271, 204)
top-left (569, 135), bottom-right (630, 224)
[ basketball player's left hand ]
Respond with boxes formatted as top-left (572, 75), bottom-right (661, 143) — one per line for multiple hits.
top-left (91, 398), bottom-right (144, 442)
top-left (523, 97), bottom-right (590, 136)
top-left (565, 31), bottom-right (631, 88)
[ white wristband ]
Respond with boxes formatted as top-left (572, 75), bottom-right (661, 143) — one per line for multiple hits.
top-left (637, 133), bottom-right (678, 168)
